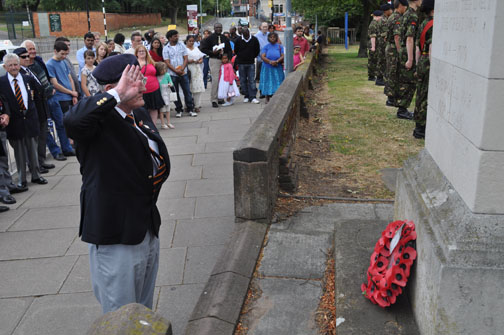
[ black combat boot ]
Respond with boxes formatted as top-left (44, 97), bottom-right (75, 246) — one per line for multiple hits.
top-left (386, 97), bottom-right (396, 107)
top-left (397, 107), bottom-right (413, 120)
top-left (413, 123), bottom-right (426, 139)
top-left (368, 76), bottom-right (376, 81)
top-left (375, 77), bottom-right (385, 86)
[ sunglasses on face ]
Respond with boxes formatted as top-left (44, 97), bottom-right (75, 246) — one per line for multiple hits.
top-left (19, 55), bottom-right (30, 59)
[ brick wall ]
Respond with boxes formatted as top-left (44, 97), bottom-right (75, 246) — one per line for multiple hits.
top-left (33, 11), bottom-right (162, 38)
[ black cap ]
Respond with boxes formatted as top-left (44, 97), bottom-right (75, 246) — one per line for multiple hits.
top-left (13, 47), bottom-right (28, 56)
top-left (421, 0), bottom-right (435, 12)
top-left (373, 10), bottom-right (384, 16)
top-left (380, 4), bottom-right (392, 11)
top-left (398, 0), bottom-right (408, 6)
top-left (92, 54), bottom-right (139, 85)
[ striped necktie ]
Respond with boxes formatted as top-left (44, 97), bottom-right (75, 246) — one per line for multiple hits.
top-left (13, 79), bottom-right (26, 110)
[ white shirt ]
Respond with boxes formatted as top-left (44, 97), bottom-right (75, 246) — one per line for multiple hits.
top-left (8, 72), bottom-right (28, 109)
top-left (114, 104), bottom-right (159, 174)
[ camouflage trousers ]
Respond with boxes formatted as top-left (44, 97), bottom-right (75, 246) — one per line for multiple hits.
top-left (376, 41), bottom-right (386, 78)
top-left (384, 44), bottom-right (399, 98)
top-left (396, 49), bottom-right (417, 108)
top-left (414, 56), bottom-right (430, 126)
top-left (368, 49), bottom-right (378, 77)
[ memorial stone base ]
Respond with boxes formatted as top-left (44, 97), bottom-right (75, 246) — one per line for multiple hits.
top-left (394, 150), bottom-right (504, 335)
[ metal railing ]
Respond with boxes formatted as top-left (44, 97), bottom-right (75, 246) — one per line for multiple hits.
top-left (327, 27), bottom-right (356, 45)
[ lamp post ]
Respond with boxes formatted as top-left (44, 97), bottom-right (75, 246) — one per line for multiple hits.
top-left (284, 0), bottom-right (293, 73)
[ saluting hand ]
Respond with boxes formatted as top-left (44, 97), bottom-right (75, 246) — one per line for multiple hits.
top-left (115, 65), bottom-right (144, 103)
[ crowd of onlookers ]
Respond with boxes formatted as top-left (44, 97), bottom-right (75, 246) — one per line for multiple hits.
top-left (0, 21), bottom-right (321, 212)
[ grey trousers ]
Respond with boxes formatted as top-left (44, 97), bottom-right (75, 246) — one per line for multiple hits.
top-left (9, 136), bottom-right (40, 184)
top-left (38, 119), bottom-right (48, 166)
top-left (209, 58), bottom-right (221, 103)
top-left (0, 131), bottom-right (14, 196)
top-left (89, 231), bottom-right (160, 314)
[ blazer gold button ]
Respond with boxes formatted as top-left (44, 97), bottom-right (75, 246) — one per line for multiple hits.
top-left (148, 175), bottom-right (152, 179)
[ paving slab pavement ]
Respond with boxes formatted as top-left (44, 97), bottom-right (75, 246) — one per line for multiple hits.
top-left (239, 203), bottom-right (420, 335)
top-left (0, 88), bottom-right (264, 335)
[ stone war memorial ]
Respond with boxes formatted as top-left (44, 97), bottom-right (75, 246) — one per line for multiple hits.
top-left (395, 0), bottom-right (504, 334)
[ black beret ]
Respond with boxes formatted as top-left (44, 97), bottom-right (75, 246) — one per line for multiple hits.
top-left (373, 10), bottom-right (384, 16)
top-left (380, 4), bottom-right (392, 11)
top-left (13, 47), bottom-right (28, 56)
top-left (398, 0), bottom-right (408, 5)
top-left (421, 0), bottom-right (435, 12)
top-left (92, 54), bottom-right (139, 85)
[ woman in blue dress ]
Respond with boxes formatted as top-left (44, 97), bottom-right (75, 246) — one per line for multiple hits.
top-left (259, 32), bottom-right (285, 104)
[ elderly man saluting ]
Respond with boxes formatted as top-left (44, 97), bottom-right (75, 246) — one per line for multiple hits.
top-left (64, 54), bottom-right (170, 313)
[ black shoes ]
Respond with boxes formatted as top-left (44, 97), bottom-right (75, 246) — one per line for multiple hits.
top-left (63, 150), bottom-right (76, 157)
top-left (386, 97), bottom-right (396, 107)
top-left (218, 100), bottom-right (225, 105)
top-left (397, 107), bottom-right (414, 120)
top-left (0, 205), bottom-right (9, 213)
top-left (0, 195), bottom-right (16, 204)
top-left (41, 163), bottom-right (55, 169)
top-left (54, 154), bottom-right (67, 161)
top-left (10, 185), bottom-right (28, 194)
top-left (375, 77), bottom-right (385, 86)
top-left (212, 102), bottom-right (219, 108)
top-left (32, 177), bottom-right (48, 185)
top-left (39, 166), bottom-right (49, 174)
top-left (413, 123), bottom-right (426, 139)
top-left (368, 76), bottom-right (376, 81)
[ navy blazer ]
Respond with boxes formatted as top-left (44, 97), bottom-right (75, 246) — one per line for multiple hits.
top-left (20, 67), bottom-right (48, 121)
top-left (0, 73), bottom-right (39, 140)
top-left (63, 92), bottom-right (170, 245)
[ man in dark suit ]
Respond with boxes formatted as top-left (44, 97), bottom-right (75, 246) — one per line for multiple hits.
top-left (17, 47), bottom-right (51, 174)
top-left (0, 53), bottom-right (47, 189)
top-left (64, 54), bottom-right (170, 314)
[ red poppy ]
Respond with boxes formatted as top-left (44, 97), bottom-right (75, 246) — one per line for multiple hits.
top-left (361, 220), bottom-right (416, 308)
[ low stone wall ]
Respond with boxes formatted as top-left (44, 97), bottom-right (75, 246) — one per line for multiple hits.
top-left (233, 50), bottom-right (318, 221)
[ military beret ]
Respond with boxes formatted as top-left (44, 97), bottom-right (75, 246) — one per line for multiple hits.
top-left (380, 4), bottom-right (392, 11)
top-left (373, 10), bottom-right (384, 16)
top-left (398, 0), bottom-right (408, 5)
top-left (13, 47), bottom-right (28, 56)
top-left (421, 0), bottom-right (435, 12)
top-left (92, 54), bottom-right (139, 85)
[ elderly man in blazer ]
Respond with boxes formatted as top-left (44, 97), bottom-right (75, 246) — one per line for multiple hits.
top-left (64, 54), bottom-right (170, 314)
top-left (0, 53), bottom-right (47, 188)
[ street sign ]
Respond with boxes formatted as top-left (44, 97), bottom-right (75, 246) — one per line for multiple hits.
top-left (197, 13), bottom-right (207, 16)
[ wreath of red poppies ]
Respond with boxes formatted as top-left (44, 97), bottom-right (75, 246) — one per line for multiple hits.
top-left (361, 220), bottom-right (417, 308)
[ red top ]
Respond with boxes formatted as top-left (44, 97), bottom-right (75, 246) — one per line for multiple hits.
top-left (293, 36), bottom-right (309, 56)
top-left (149, 49), bottom-right (163, 62)
top-left (141, 64), bottom-right (159, 93)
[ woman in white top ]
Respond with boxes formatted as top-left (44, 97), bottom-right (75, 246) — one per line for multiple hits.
top-left (185, 35), bottom-right (206, 113)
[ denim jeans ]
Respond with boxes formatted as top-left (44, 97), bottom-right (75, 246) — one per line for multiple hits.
top-left (203, 57), bottom-right (210, 89)
top-left (46, 97), bottom-right (73, 157)
top-left (172, 74), bottom-right (194, 112)
top-left (238, 64), bottom-right (257, 99)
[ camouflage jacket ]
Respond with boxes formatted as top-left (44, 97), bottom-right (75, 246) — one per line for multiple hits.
top-left (387, 11), bottom-right (402, 45)
top-left (399, 7), bottom-right (419, 47)
top-left (416, 16), bottom-right (433, 55)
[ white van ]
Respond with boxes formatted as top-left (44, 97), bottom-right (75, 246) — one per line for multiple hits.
top-left (0, 40), bottom-right (21, 76)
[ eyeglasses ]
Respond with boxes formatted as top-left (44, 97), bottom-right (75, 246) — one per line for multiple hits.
top-left (19, 55), bottom-right (29, 59)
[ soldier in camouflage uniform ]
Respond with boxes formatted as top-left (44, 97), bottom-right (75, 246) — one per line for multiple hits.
top-left (396, 0), bottom-right (422, 120)
top-left (367, 10), bottom-right (383, 81)
top-left (385, 0), bottom-right (409, 107)
top-left (413, 0), bottom-right (434, 139)
top-left (376, 3), bottom-right (393, 86)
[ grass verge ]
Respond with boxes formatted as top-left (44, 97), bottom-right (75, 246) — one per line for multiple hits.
top-left (324, 45), bottom-right (423, 198)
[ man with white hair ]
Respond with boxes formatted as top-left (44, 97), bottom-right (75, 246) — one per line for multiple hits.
top-left (0, 53), bottom-right (47, 188)
top-left (20, 40), bottom-right (56, 171)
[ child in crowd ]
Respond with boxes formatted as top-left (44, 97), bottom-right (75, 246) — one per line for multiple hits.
top-left (81, 50), bottom-right (100, 97)
top-left (218, 54), bottom-right (240, 107)
top-left (155, 62), bottom-right (175, 129)
top-left (293, 45), bottom-right (305, 70)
